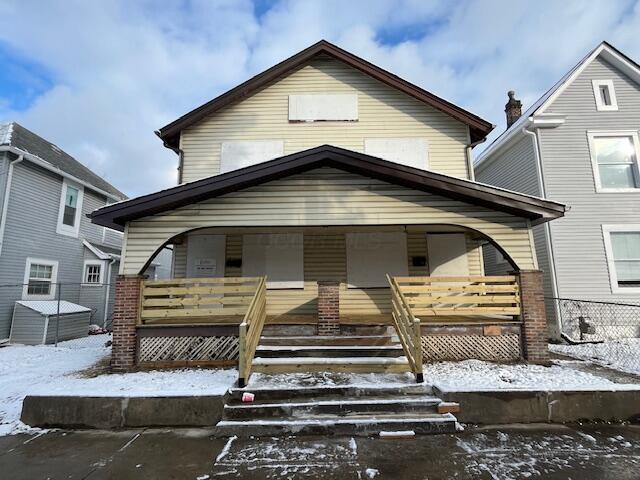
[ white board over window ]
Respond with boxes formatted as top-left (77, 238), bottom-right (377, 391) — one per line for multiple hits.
top-left (242, 234), bottom-right (304, 289)
top-left (220, 140), bottom-right (284, 174)
top-left (186, 234), bottom-right (226, 278)
top-left (346, 232), bottom-right (408, 288)
top-left (288, 94), bottom-right (358, 121)
top-left (426, 234), bottom-right (469, 276)
top-left (364, 138), bottom-right (428, 170)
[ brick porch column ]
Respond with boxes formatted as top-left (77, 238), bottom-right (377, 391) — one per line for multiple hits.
top-left (317, 281), bottom-right (340, 336)
top-left (111, 274), bottom-right (143, 371)
top-left (517, 270), bottom-right (550, 364)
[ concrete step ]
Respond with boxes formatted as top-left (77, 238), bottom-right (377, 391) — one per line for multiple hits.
top-left (223, 395), bottom-right (442, 420)
top-left (214, 412), bottom-right (458, 437)
top-left (255, 345), bottom-right (405, 358)
top-left (259, 335), bottom-right (396, 347)
top-left (228, 384), bottom-right (433, 402)
top-left (251, 356), bottom-right (411, 374)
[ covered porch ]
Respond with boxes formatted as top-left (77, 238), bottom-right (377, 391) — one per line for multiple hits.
top-left (90, 145), bottom-right (565, 381)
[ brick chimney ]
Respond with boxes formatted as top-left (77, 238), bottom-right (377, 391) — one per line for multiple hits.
top-left (505, 90), bottom-right (522, 128)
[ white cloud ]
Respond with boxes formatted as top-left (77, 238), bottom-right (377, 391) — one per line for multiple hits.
top-left (0, 0), bottom-right (638, 196)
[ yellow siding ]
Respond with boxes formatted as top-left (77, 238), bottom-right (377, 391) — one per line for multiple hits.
top-left (125, 167), bottom-right (536, 275)
top-left (180, 56), bottom-right (470, 182)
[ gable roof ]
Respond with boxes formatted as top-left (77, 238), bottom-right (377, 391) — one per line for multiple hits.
top-left (0, 122), bottom-right (127, 200)
top-left (476, 41), bottom-right (640, 167)
top-left (157, 40), bottom-right (494, 148)
top-left (90, 145), bottom-right (565, 231)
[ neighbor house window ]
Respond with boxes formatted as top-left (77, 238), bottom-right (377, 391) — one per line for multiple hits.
top-left (23, 258), bottom-right (58, 300)
top-left (588, 132), bottom-right (640, 192)
top-left (56, 179), bottom-right (84, 237)
top-left (83, 260), bottom-right (103, 285)
top-left (592, 79), bottom-right (618, 111)
top-left (602, 225), bottom-right (640, 293)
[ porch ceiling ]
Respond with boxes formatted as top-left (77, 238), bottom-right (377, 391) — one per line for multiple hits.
top-left (90, 145), bottom-right (566, 231)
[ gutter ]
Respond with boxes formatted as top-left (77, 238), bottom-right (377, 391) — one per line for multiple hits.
top-left (0, 153), bottom-right (24, 255)
top-left (522, 126), bottom-right (563, 334)
top-left (465, 135), bottom-right (489, 182)
top-left (0, 145), bottom-right (121, 202)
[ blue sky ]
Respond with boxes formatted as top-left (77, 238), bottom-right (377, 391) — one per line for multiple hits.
top-left (0, 0), bottom-right (639, 197)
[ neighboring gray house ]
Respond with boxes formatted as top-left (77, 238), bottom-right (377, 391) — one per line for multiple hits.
top-left (0, 122), bottom-right (128, 341)
top-left (475, 41), bottom-right (640, 338)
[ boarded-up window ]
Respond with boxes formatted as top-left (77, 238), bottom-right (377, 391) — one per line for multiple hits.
top-left (220, 140), bottom-right (284, 174)
top-left (364, 138), bottom-right (428, 170)
top-left (288, 94), bottom-right (358, 121)
top-left (242, 234), bottom-right (304, 289)
top-left (186, 234), bottom-right (226, 278)
top-left (346, 232), bottom-right (408, 288)
top-left (426, 234), bottom-right (469, 276)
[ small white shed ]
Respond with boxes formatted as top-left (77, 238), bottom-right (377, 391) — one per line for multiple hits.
top-left (9, 301), bottom-right (92, 345)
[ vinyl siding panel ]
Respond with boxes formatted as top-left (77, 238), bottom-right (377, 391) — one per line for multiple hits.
top-left (0, 161), bottom-right (112, 338)
top-left (123, 167), bottom-right (536, 278)
top-left (0, 152), bottom-right (9, 221)
top-left (539, 55), bottom-right (640, 304)
top-left (181, 56), bottom-right (471, 182)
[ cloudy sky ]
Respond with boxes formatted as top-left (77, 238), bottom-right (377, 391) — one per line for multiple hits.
top-left (1, 0), bottom-right (639, 197)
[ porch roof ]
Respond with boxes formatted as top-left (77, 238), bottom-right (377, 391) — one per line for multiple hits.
top-left (89, 145), bottom-right (566, 231)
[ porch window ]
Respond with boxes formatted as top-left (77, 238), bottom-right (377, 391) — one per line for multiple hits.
top-left (346, 232), bottom-right (408, 288)
top-left (602, 225), bottom-right (640, 293)
top-left (589, 132), bottom-right (640, 192)
top-left (242, 234), bottom-right (304, 289)
top-left (23, 258), bottom-right (58, 300)
top-left (56, 179), bottom-right (84, 237)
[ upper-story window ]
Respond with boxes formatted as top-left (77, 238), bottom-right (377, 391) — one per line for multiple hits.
top-left (83, 260), bottom-right (104, 285)
top-left (288, 94), bottom-right (358, 122)
top-left (588, 131), bottom-right (640, 192)
top-left (364, 138), bottom-right (429, 170)
top-left (56, 179), bottom-right (84, 237)
top-left (592, 79), bottom-right (618, 111)
top-left (220, 140), bottom-right (284, 174)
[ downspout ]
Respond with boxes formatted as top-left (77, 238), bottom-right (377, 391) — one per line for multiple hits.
top-left (465, 135), bottom-right (488, 182)
top-left (102, 257), bottom-right (117, 328)
top-left (523, 125), bottom-right (562, 335)
top-left (0, 153), bottom-right (24, 255)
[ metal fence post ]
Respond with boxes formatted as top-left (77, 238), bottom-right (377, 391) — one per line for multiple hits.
top-left (54, 282), bottom-right (61, 347)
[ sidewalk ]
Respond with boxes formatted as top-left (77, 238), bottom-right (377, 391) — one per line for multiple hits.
top-left (1, 425), bottom-right (639, 479)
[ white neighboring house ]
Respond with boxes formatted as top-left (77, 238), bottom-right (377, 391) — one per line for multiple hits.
top-left (475, 41), bottom-right (640, 337)
top-left (0, 122), bottom-right (170, 340)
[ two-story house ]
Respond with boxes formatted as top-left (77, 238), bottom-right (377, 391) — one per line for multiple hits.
top-left (0, 122), bottom-right (127, 341)
top-left (90, 41), bottom-right (565, 383)
top-left (475, 41), bottom-right (640, 339)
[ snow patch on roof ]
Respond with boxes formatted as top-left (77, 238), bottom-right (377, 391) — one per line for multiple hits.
top-left (16, 301), bottom-right (91, 316)
top-left (0, 122), bottom-right (13, 145)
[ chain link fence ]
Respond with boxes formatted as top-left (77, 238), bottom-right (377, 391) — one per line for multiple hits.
top-left (0, 282), bottom-right (116, 348)
top-left (548, 297), bottom-right (640, 375)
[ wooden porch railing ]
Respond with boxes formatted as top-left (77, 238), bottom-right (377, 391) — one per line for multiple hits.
top-left (393, 276), bottom-right (521, 317)
top-left (139, 277), bottom-right (265, 324)
top-left (387, 275), bottom-right (424, 383)
top-left (238, 276), bottom-right (267, 387)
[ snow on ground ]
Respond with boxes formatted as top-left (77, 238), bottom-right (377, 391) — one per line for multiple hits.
top-left (550, 338), bottom-right (640, 376)
top-left (0, 335), bottom-right (235, 436)
top-left (427, 359), bottom-right (640, 392)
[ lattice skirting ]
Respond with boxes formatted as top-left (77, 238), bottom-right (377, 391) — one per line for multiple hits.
top-left (421, 334), bottom-right (521, 362)
top-left (138, 335), bottom-right (239, 363)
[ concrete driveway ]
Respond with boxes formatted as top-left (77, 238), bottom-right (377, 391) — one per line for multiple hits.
top-left (0, 424), bottom-right (638, 479)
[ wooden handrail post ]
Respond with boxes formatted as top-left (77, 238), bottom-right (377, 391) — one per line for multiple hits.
top-left (238, 322), bottom-right (247, 387)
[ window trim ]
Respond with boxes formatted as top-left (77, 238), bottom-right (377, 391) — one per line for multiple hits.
top-left (22, 257), bottom-right (59, 300)
top-left (602, 224), bottom-right (640, 294)
top-left (592, 79), bottom-right (618, 111)
top-left (56, 179), bottom-right (84, 237)
top-left (83, 260), bottom-right (104, 286)
top-left (587, 131), bottom-right (640, 193)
